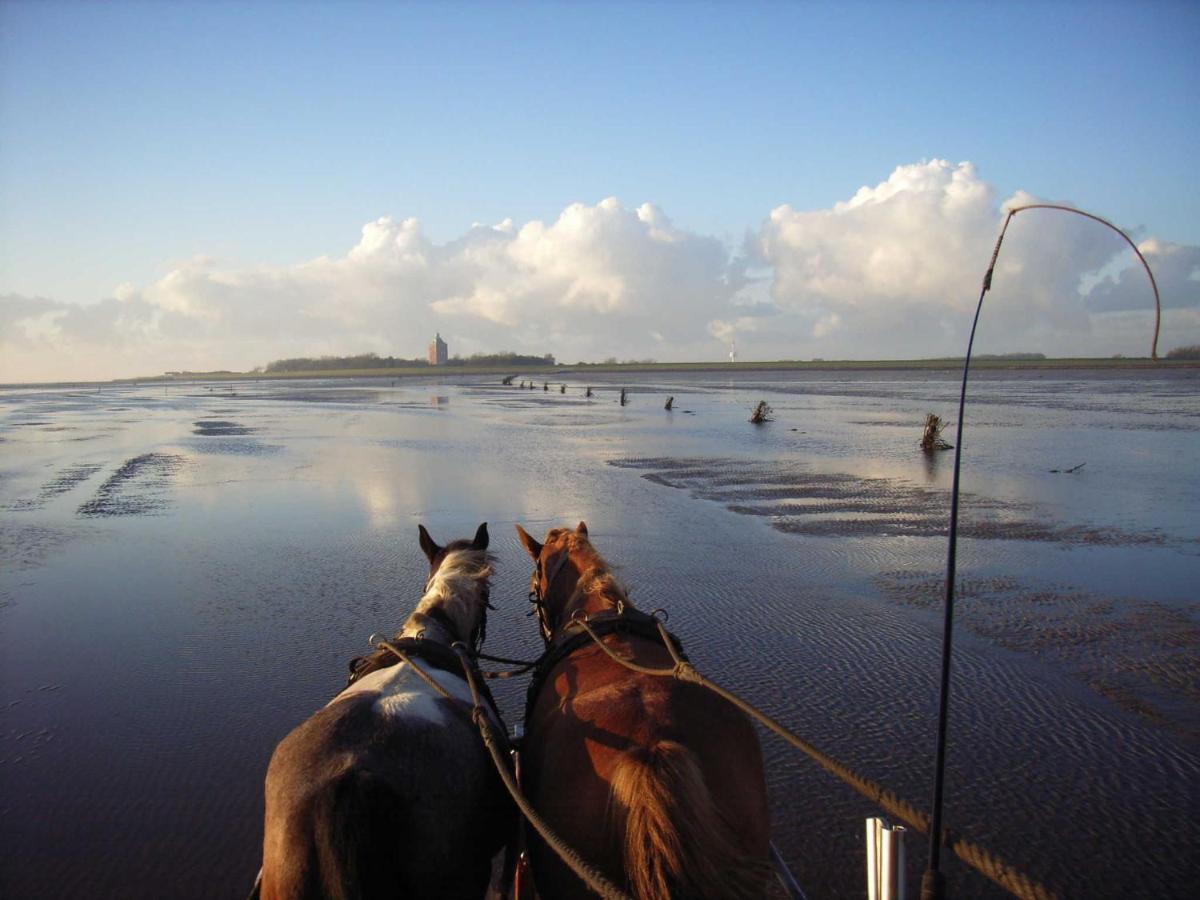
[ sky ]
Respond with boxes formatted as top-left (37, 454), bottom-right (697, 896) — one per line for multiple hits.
top-left (1, 0), bottom-right (1198, 382)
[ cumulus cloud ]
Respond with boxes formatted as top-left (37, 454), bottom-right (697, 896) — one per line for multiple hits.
top-left (2, 164), bottom-right (1196, 382)
top-left (1084, 239), bottom-right (1200, 313)
top-left (1, 199), bottom-right (744, 381)
top-left (750, 160), bottom-right (1181, 358)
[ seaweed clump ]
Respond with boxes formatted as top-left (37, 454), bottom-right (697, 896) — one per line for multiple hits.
top-left (921, 413), bottom-right (953, 452)
top-left (750, 401), bottom-right (773, 424)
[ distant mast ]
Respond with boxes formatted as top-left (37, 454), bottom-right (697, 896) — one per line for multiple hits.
top-left (729, 340), bottom-right (737, 364)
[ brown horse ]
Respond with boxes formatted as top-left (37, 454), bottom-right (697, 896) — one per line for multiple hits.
top-left (258, 523), bottom-right (513, 900)
top-left (515, 522), bottom-right (771, 900)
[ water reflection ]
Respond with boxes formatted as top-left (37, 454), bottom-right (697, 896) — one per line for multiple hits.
top-left (921, 447), bottom-right (947, 482)
top-left (0, 370), bottom-right (1196, 900)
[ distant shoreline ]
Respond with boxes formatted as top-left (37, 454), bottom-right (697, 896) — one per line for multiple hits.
top-left (4, 356), bottom-right (1197, 389)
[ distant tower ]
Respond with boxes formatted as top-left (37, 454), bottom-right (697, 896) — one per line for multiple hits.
top-left (729, 339), bottom-right (737, 364)
top-left (428, 332), bottom-right (448, 366)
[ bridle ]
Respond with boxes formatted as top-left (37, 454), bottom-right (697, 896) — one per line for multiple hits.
top-left (527, 549), bottom-right (572, 644)
top-left (527, 547), bottom-right (630, 646)
top-left (349, 577), bottom-right (494, 686)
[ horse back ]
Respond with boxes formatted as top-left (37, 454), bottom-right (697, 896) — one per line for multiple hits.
top-left (523, 636), bottom-right (770, 899)
top-left (261, 674), bottom-right (511, 900)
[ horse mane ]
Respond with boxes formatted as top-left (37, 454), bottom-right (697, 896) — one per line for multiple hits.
top-left (403, 548), bottom-right (494, 642)
top-left (555, 533), bottom-right (632, 619)
top-left (565, 569), bottom-right (628, 610)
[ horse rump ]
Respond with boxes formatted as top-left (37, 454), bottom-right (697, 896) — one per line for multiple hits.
top-left (262, 765), bottom-right (407, 900)
top-left (314, 768), bottom-right (408, 899)
top-left (608, 739), bottom-right (769, 900)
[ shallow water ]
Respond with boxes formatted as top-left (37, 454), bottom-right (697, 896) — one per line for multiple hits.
top-left (1, 369), bottom-right (1197, 898)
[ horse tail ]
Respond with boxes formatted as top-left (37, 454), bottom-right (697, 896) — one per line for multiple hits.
top-left (608, 739), bottom-right (767, 900)
top-left (311, 768), bottom-right (404, 900)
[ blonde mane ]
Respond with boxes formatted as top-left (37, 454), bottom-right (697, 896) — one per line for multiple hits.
top-left (554, 533), bottom-right (631, 619)
top-left (402, 549), bottom-right (493, 642)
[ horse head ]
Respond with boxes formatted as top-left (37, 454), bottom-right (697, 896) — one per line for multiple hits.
top-left (408, 522), bottom-right (493, 650)
top-left (419, 521), bottom-right (489, 575)
top-left (515, 521), bottom-right (625, 643)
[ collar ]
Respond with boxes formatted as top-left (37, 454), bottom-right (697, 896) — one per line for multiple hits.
top-left (405, 607), bottom-right (460, 645)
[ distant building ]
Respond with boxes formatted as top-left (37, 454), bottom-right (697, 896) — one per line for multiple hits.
top-left (428, 333), bottom-right (448, 366)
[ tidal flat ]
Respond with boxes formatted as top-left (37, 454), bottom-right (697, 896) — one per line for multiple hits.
top-left (1, 369), bottom-right (1197, 898)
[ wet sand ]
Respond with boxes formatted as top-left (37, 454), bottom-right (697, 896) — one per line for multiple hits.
top-left (0, 369), bottom-right (1197, 898)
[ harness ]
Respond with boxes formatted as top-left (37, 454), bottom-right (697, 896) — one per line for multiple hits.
top-left (252, 559), bottom-right (1059, 900)
top-left (347, 613), bottom-right (502, 714)
top-left (524, 603), bottom-right (687, 725)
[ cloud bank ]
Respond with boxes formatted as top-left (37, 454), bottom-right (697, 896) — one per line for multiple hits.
top-left (3, 160), bottom-right (1196, 382)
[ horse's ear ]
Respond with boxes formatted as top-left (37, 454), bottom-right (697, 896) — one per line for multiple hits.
top-left (472, 522), bottom-right (489, 551)
top-left (418, 524), bottom-right (441, 563)
top-left (515, 524), bottom-right (543, 559)
top-left (576, 521), bottom-right (588, 536)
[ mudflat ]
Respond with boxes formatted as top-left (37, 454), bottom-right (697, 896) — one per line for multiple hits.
top-left (1, 368), bottom-right (1196, 898)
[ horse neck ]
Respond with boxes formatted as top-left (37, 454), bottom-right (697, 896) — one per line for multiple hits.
top-left (400, 608), bottom-right (460, 646)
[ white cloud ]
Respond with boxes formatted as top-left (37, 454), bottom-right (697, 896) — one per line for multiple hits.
top-left (1084, 239), bottom-right (1200, 313)
top-left (1, 198), bottom-right (742, 380)
top-left (754, 160), bottom-right (1184, 358)
top-left (2, 164), bottom-right (1196, 382)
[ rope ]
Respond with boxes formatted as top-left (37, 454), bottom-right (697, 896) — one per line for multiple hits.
top-left (479, 663), bottom-right (541, 680)
top-left (472, 649), bottom-right (543, 667)
top-left (380, 637), bottom-right (630, 898)
top-left (376, 640), bottom-right (457, 700)
top-left (449, 643), bottom-right (634, 900)
top-left (573, 620), bottom-right (1058, 900)
top-left (470, 648), bottom-right (544, 680)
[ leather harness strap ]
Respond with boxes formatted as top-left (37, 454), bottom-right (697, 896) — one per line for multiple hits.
top-left (347, 633), bottom-right (504, 714)
top-left (524, 607), bottom-right (687, 723)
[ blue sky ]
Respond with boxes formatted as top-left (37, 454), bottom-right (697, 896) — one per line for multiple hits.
top-left (2, 1), bottom-right (1198, 380)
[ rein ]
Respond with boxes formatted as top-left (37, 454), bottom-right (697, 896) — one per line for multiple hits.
top-left (523, 606), bottom-right (688, 725)
top-left (567, 616), bottom-right (1058, 900)
top-left (364, 630), bottom-right (636, 900)
top-left (449, 642), bottom-right (635, 900)
top-left (525, 547), bottom-right (1055, 899)
top-left (347, 585), bottom-right (493, 686)
top-left (333, 580), bottom-right (1057, 900)
top-left (523, 549), bottom-right (688, 720)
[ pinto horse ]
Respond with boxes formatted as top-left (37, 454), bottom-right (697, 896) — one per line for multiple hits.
top-left (258, 523), bottom-right (512, 900)
top-left (515, 522), bottom-right (771, 900)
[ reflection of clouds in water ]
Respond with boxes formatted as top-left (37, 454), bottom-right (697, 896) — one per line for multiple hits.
top-left (4, 372), bottom-right (1197, 900)
top-left (355, 476), bottom-right (401, 529)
